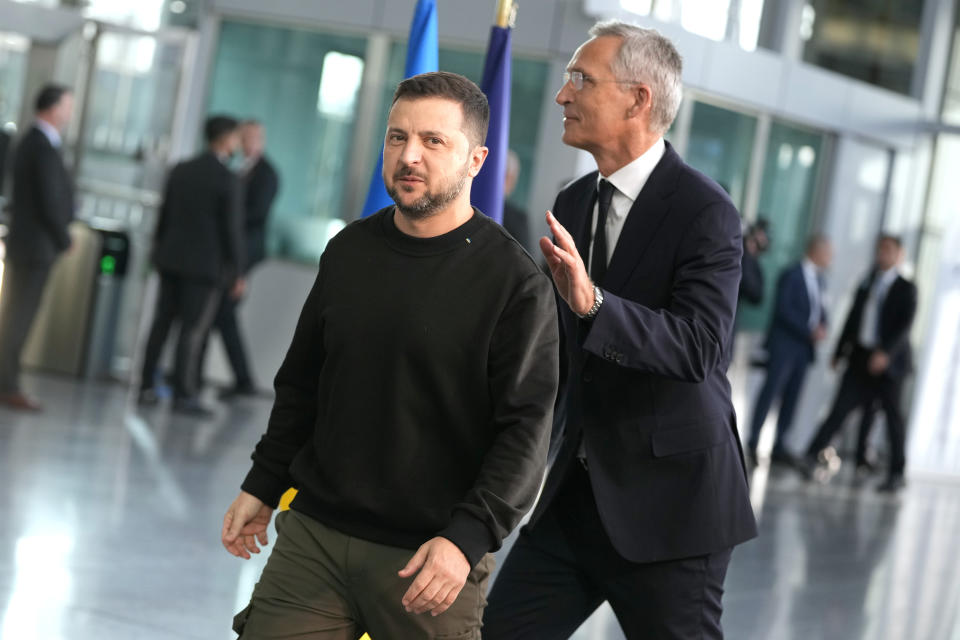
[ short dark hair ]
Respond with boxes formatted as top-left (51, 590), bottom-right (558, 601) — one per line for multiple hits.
top-left (392, 71), bottom-right (490, 148)
top-left (35, 84), bottom-right (71, 113)
top-left (878, 234), bottom-right (902, 248)
top-left (204, 115), bottom-right (239, 144)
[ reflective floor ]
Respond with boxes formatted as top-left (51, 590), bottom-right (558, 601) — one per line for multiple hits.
top-left (1, 373), bottom-right (959, 640)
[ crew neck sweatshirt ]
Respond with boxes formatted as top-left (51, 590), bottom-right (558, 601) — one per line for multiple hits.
top-left (241, 206), bottom-right (560, 567)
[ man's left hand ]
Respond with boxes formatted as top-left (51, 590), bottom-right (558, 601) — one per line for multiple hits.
top-left (868, 350), bottom-right (890, 375)
top-left (398, 537), bottom-right (470, 617)
top-left (230, 277), bottom-right (247, 300)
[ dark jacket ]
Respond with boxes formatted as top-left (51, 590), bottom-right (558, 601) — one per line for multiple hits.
top-left (242, 155), bottom-right (279, 271)
top-left (6, 126), bottom-right (74, 265)
top-left (531, 141), bottom-right (757, 564)
top-left (739, 245), bottom-right (764, 304)
top-left (835, 270), bottom-right (917, 379)
top-left (153, 151), bottom-right (244, 284)
top-left (765, 263), bottom-right (827, 362)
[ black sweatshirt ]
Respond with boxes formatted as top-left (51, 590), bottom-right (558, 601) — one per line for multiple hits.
top-left (241, 207), bottom-right (559, 567)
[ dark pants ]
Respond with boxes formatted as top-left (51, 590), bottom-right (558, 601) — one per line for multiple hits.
top-left (140, 273), bottom-right (220, 400)
top-left (234, 510), bottom-right (493, 639)
top-left (484, 464), bottom-right (732, 639)
top-left (0, 261), bottom-right (53, 393)
top-left (747, 342), bottom-right (810, 454)
top-left (806, 345), bottom-right (907, 478)
top-left (199, 290), bottom-right (253, 388)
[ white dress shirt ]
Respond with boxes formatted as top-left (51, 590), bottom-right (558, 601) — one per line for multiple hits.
top-left (801, 259), bottom-right (822, 331)
top-left (587, 138), bottom-right (666, 272)
top-left (34, 119), bottom-right (62, 148)
top-left (859, 268), bottom-right (899, 348)
top-left (579, 139), bottom-right (665, 461)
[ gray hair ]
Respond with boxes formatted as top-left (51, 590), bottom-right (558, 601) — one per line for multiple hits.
top-left (588, 20), bottom-right (683, 134)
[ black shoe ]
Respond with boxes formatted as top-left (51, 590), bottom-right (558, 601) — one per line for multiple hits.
top-left (138, 388), bottom-right (160, 407)
top-left (877, 476), bottom-right (906, 493)
top-left (794, 454), bottom-right (817, 481)
top-left (219, 383), bottom-right (257, 400)
top-left (770, 449), bottom-right (798, 467)
top-left (746, 447), bottom-right (759, 467)
top-left (856, 460), bottom-right (878, 478)
top-left (173, 397), bottom-right (216, 418)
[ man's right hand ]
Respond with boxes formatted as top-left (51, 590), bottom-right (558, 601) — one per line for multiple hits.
top-left (222, 491), bottom-right (274, 559)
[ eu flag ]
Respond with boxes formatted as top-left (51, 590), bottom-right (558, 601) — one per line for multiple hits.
top-left (361, 0), bottom-right (438, 217)
top-left (472, 24), bottom-right (512, 224)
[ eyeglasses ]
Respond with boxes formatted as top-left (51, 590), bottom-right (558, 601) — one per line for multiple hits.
top-left (562, 71), bottom-right (640, 91)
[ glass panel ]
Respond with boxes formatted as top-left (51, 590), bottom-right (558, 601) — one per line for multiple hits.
top-left (942, 2), bottom-right (960, 126)
top-left (78, 32), bottom-right (185, 194)
top-left (371, 41), bottom-right (549, 214)
top-left (616, 0), bottom-right (766, 50)
top-left (737, 121), bottom-right (826, 331)
top-left (206, 20), bottom-right (367, 264)
top-left (801, 0), bottom-right (924, 95)
top-left (0, 32), bottom-right (29, 131)
top-left (684, 101), bottom-right (757, 210)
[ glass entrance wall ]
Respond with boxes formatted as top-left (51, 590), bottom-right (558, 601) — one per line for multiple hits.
top-left (0, 32), bottom-right (29, 132)
top-left (801, 0), bottom-right (926, 95)
top-left (206, 20), bottom-right (367, 264)
top-left (685, 100), bottom-right (757, 210)
top-left (737, 121), bottom-right (829, 331)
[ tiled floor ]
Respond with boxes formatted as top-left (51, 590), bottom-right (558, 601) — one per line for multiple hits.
top-left (1, 373), bottom-right (958, 639)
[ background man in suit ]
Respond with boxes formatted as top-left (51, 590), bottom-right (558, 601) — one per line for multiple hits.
top-left (138, 115), bottom-right (244, 417)
top-left (0, 84), bottom-right (74, 411)
top-left (804, 235), bottom-right (917, 492)
top-left (501, 149), bottom-right (530, 250)
top-left (208, 119), bottom-right (279, 399)
top-left (745, 235), bottom-right (832, 466)
top-left (484, 21), bottom-right (757, 639)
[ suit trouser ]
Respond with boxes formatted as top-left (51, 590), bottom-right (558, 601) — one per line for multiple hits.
top-left (140, 273), bottom-right (220, 399)
top-left (484, 463), bottom-right (731, 640)
top-left (198, 289), bottom-right (253, 388)
top-left (747, 343), bottom-right (810, 454)
top-left (0, 261), bottom-right (53, 393)
top-left (806, 345), bottom-right (907, 478)
top-left (233, 509), bottom-right (493, 640)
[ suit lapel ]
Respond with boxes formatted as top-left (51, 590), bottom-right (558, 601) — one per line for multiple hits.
top-left (602, 145), bottom-right (681, 293)
top-left (566, 175), bottom-right (598, 262)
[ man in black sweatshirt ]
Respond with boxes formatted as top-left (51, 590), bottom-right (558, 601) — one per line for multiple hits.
top-left (222, 72), bottom-right (559, 640)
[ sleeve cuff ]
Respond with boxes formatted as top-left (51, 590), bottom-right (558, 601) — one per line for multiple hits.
top-left (240, 464), bottom-right (290, 509)
top-left (437, 511), bottom-right (496, 569)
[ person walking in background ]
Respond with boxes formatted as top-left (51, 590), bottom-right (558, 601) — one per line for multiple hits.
top-left (138, 115), bottom-right (244, 417)
top-left (221, 72), bottom-right (558, 639)
top-left (501, 149), bottom-right (531, 250)
top-left (0, 84), bottom-right (74, 411)
top-left (207, 119), bottom-right (279, 399)
top-left (746, 235), bottom-right (832, 466)
top-left (739, 218), bottom-right (770, 307)
top-left (484, 21), bottom-right (756, 639)
top-left (803, 235), bottom-right (917, 492)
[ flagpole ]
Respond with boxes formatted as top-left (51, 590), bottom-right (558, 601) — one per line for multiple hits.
top-left (495, 0), bottom-right (517, 28)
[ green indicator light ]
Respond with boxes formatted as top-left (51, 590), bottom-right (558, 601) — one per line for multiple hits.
top-left (101, 255), bottom-right (116, 275)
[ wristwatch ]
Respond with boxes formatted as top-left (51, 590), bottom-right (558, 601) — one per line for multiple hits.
top-left (576, 285), bottom-right (604, 320)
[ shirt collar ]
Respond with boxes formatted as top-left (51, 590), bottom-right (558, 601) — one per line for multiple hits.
top-left (597, 137), bottom-right (666, 202)
top-left (802, 258), bottom-right (819, 277)
top-left (34, 119), bottom-right (62, 148)
top-left (876, 267), bottom-right (899, 288)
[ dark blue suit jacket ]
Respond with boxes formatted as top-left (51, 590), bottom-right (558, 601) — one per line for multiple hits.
top-left (531, 142), bottom-right (757, 563)
top-left (765, 263), bottom-right (826, 362)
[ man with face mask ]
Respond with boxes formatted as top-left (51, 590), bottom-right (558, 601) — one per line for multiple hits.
top-left (222, 71), bottom-right (558, 639)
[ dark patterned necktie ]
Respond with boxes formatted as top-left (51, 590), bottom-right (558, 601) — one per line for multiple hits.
top-left (590, 179), bottom-right (615, 285)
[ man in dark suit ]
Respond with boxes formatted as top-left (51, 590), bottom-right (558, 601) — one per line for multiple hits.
top-left (501, 149), bottom-right (531, 250)
top-left (138, 115), bottom-right (244, 417)
top-left (484, 21), bottom-right (757, 639)
top-left (803, 235), bottom-right (917, 492)
top-left (209, 119), bottom-right (279, 399)
top-left (745, 236), bottom-right (832, 465)
top-left (0, 84), bottom-right (74, 411)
